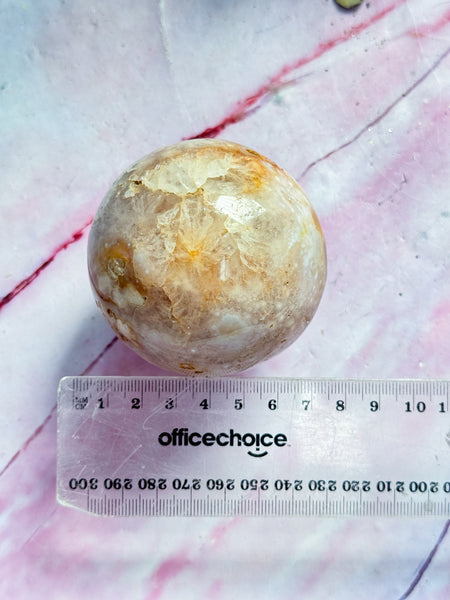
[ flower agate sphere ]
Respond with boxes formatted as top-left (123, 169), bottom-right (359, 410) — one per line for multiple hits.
top-left (88, 140), bottom-right (326, 374)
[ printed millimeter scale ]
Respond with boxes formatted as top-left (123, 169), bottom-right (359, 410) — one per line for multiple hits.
top-left (57, 377), bottom-right (450, 517)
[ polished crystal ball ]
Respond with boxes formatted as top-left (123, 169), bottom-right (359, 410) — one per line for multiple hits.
top-left (88, 140), bottom-right (326, 374)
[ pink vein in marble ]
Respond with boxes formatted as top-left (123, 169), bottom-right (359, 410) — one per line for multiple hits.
top-left (187, 0), bottom-right (410, 140)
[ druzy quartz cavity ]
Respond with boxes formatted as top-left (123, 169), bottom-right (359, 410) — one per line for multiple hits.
top-left (88, 140), bottom-right (326, 374)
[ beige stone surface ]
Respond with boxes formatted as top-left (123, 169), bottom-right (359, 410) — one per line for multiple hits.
top-left (88, 140), bottom-right (326, 374)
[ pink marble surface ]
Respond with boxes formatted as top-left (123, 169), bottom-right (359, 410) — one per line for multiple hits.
top-left (0, 0), bottom-right (449, 598)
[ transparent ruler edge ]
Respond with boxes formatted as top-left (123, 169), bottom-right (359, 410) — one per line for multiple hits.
top-left (57, 376), bottom-right (450, 518)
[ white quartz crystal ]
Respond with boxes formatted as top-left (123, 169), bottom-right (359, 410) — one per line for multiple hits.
top-left (88, 140), bottom-right (326, 374)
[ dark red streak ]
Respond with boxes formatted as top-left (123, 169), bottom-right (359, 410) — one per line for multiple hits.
top-left (0, 217), bottom-right (93, 312)
top-left (0, 405), bottom-right (56, 479)
top-left (187, 0), bottom-right (408, 140)
top-left (81, 336), bottom-right (118, 375)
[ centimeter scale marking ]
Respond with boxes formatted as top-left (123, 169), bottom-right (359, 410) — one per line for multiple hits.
top-left (57, 377), bottom-right (450, 517)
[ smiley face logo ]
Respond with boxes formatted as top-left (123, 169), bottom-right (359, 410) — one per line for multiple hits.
top-left (247, 447), bottom-right (269, 458)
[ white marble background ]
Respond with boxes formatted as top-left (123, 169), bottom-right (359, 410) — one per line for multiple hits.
top-left (0, 0), bottom-right (449, 598)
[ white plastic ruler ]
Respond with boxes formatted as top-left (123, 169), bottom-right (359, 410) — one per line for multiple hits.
top-left (57, 377), bottom-right (450, 517)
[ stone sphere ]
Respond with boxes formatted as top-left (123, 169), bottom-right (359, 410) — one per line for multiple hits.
top-left (88, 139), bottom-right (326, 374)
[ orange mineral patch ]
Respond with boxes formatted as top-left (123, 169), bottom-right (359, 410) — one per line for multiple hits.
top-left (94, 239), bottom-right (148, 300)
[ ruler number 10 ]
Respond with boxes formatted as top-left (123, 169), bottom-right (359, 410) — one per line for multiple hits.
top-left (405, 401), bottom-right (426, 413)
